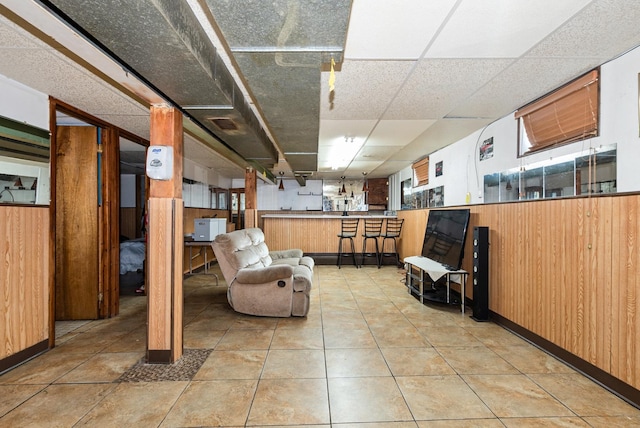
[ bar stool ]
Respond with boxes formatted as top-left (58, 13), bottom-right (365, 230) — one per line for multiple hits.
top-left (337, 218), bottom-right (360, 268)
top-left (380, 218), bottom-right (404, 267)
top-left (361, 218), bottom-right (384, 268)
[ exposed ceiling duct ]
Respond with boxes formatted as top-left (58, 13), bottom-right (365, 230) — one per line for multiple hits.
top-left (40, 0), bottom-right (352, 177)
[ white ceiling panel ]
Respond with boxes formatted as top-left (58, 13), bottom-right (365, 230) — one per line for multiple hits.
top-left (389, 118), bottom-right (492, 162)
top-left (344, 0), bottom-right (457, 60)
top-left (426, 0), bottom-right (592, 58)
top-left (319, 119), bottom-right (378, 146)
top-left (345, 160), bottom-right (385, 173)
top-left (383, 58), bottom-right (513, 120)
top-left (354, 145), bottom-right (399, 162)
top-left (526, 0), bottom-right (640, 59)
top-left (319, 60), bottom-right (415, 120)
top-left (367, 120), bottom-right (435, 146)
top-left (448, 57), bottom-right (604, 119)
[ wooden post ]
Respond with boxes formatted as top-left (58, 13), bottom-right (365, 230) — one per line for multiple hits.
top-left (146, 105), bottom-right (184, 364)
top-left (244, 167), bottom-right (258, 228)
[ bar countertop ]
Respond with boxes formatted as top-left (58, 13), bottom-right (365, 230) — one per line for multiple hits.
top-left (262, 213), bottom-right (394, 219)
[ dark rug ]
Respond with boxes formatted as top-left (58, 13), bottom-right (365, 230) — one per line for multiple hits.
top-left (118, 349), bottom-right (213, 382)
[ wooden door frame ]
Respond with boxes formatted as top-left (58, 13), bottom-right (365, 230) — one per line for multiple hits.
top-left (48, 98), bottom-right (148, 345)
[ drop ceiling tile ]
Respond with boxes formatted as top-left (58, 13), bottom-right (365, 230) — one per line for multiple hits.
top-left (354, 145), bottom-right (398, 162)
top-left (0, 19), bottom-right (44, 48)
top-left (425, 0), bottom-right (591, 58)
top-left (383, 58), bottom-right (513, 119)
top-left (526, 0), bottom-right (640, 59)
top-left (388, 118), bottom-right (492, 162)
top-left (344, 0), bottom-right (457, 60)
top-left (367, 120), bottom-right (435, 146)
top-left (371, 160), bottom-right (413, 177)
top-left (319, 60), bottom-right (416, 120)
top-left (345, 160), bottom-right (384, 173)
top-left (319, 119), bottom-right (378, 145)
top-left (448, 57), bottom-right (604, 119)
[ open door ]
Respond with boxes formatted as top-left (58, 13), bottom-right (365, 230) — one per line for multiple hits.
top-left (55, 125), bottom-right (100, 320)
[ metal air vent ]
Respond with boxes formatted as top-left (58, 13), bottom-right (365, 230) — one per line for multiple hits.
top-left (208, 117), bottom-right (238, 131)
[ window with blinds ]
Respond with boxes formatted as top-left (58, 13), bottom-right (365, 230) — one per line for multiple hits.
top-left (412, 157), bottom-right (429, 187)
top-left (516, 69), bottom-right (599, 156)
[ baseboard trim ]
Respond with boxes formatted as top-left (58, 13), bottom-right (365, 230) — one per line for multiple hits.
top-left (492, 312), bottom-right (640, 410)
top-left (0, 339), bottom-right (49, 375)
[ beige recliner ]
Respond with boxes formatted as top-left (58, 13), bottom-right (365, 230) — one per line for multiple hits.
top-left (211, 228), bottom-right (314, 317)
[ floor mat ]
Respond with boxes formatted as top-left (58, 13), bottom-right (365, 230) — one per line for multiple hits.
top-left (118, 349), bottom-right (213, 382)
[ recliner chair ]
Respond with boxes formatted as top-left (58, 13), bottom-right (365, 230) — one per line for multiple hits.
top-left (211, 228), bottom-right (314, 317)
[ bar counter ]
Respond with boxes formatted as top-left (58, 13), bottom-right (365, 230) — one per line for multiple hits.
top-left (262, 213), bottom-right (396, 256)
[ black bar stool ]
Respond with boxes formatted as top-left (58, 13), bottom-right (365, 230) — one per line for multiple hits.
top-left (337, 218), bottom-right (360, 268)
top-left (380, 218), bottom-right (404, 267)
top-left (361, 218), bottom-right (383, 268)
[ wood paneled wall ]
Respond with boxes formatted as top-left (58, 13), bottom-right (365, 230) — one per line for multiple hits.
top-left (120, 207), bottom-right (138, 240)
top-left (397, 195), bottom-right (639, 391)
top-left (0, 206), bottom-right (49, 360)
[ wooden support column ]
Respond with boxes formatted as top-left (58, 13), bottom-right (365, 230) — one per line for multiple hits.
top-left (245, 167), bottom-right (258, 228)
top-left (147, 105), bottom-right (184, 364)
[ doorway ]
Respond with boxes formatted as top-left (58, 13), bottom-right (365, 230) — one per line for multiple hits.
top-left (52, 101), bottom-right (122, 322)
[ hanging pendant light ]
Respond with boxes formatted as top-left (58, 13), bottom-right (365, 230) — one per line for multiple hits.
top-left (278, 171), bottom-right (285, 191)
top-left (340, 176), bottom-right (346, 194)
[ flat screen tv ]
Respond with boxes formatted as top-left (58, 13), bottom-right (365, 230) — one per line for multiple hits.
top-left (421, 209), bottom-right (471, 270)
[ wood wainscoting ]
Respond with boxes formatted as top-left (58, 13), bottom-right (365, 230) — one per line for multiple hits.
top-left (397, 194), bottom-right (639, 400)
top-left (0, 206), bottom-right (50, 369)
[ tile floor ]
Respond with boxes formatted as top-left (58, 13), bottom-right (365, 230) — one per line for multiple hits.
top-left (1, 265), bottom-right (639, 427)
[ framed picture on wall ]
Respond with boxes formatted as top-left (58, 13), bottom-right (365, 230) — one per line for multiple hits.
top-left (480, 137), bottom-right (494, 161)
top-left (435, 161), bottom-right (443, 177)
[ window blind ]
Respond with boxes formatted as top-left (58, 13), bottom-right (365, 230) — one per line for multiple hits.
top-left (516, 69), bottom-right (599, 155)
top-left (412, 157), bottom-right (429, 187)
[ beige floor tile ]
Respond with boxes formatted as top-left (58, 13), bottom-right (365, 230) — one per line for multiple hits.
top-left (369, 325), bottom-right (430, 348)
top-left (490, 345), bottom-right (575, 374)
top-left (336, 423), bottom-right (418, 428)
top-left (77, 381), bottom-right (187, 427)
top-left (501, 417), bottom-right (591, 427)
top-left (582, 416), bottom-right (640, 427)
top-left (396, 375), bottom-right (494, 420)
top-left (102, 330), bottom-right (147, 352)
top-left (54, 330), bottom-right (128, 354)
top-left (326, 348), bottom-right (391, 377)
top-left (55, 352), bottom-right (142, 383)
top-left (529, 373), bottom-right (640, 417)
top-left (419, 325), bottom-right (485, 347)
top-left (463, 374), bottom-right (574, 418)
top-left (437, 346), bottom-right (519, 375)
top-left (465, 324), bottom-right (529, 347)
top-left (0, 352), bottom-right (90, 384)
top-left (230, 315), bottom-right (279, 330)
top-left (247, 378), bottom-right (329, 426)
top-left (0, 384), bottom-right (45, 417)
top-left (183, 329), bottom-right (225, 349)
top-left (193, 350), bottom-right (267, 380)
top-left (0, 383), bottom-right (115, 427)
top-left (381, 347), bottom-right (455, 376)
top-left (215, 328), bottom-right (274, 350)
top-left (276, 310), bottom-right (323, 329)
top-left (328, 377), bottom-right (413, 423)
top-left (320, 294), bottom-right (359, 311)
top-left (261, 349), bottom-right (326, 379)
top-left (323, 326), bottom-right (378, 349)
top-left (416, 420), bottom-right (503, 427)
top-left (270, 327), bottom-right (324, 349)
top-left (320, 310), bottom-right (368, 330)
top-left (161, 379), bottom-right (257, 427)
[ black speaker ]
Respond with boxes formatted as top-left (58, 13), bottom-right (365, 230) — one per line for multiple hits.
top-left (471, 226), bottom-right (489, 321)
